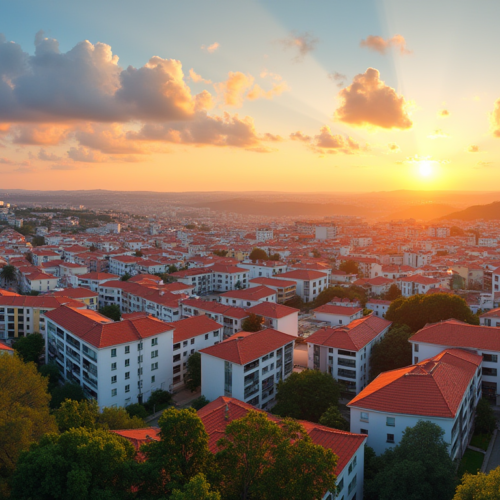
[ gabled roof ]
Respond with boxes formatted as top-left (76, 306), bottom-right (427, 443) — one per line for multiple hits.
top-left (200, 328), bottom-right (295, 365)
top-left (247, 302), bottom-right (299, 319)
top-left (313, 305), bottom-right (363, 316)
top-left (220, 285), bottom-right (276, 301)
top-left (173, 315), bottom-right (223, 343)
top-left (49, 287), bottom-right (98, 299)
top-left (410, 319), bottom-right (500, 351)
top-left (348, 348), bottom-right (482, 418)
top-left (198, 396), bottom-right (366, 474)
top-left (43, 305), bottom-right (174, 348)
top-left (306, 315), bottom-right (392, 351)
top-left (181, 298), bottom-right (248, 319)
top-left (0, 296), bottom-right (85, 309)
top-left (249, 277), bottom-right (297, 288)
top-left (277, 270), bottom-right (327, 281)
top-left (78, 272), bottom-right (119, 281)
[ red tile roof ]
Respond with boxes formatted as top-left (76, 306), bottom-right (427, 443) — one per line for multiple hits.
top-left (172, 315), bottom-right (223, 343)
top-left (78, 272), bottom-right (119, 280)
top-left (43, 305), bottom-right (174, 348)
top-left (313, 305), bottom-right (363, 316)
top-left (249, 277), bottom-right (297, 288)
top-left (0, 296), bottom-right (85, 309)
top-left (306, 315), bottom-right (392, 351)
top-left (220, 285), bottom-right (276, 301)
top-left (48, 287), bottom-right (98, 298)
top-left (198, 396), bottom-right (366, 474)
top-left (200, 328), bottom-right (295, 365)
top-left (348, 348), bottom-right (481, 418)
top-left (247, 302), bottom-right (299, 319)
top-left (182, 298), bottom-right (249, 319)
top-left (277, 270), bottom-right (327, 281)
top-left (410, 319), bottom-right (500, 351)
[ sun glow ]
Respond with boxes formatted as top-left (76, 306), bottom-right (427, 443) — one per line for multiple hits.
top-left (419, 161), bottom-right (433, 177)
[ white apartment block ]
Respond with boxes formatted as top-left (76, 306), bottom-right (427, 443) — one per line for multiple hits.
top-left (366, 299), bottom-right (391, 318)
top-left (256, 228), bottom-right (274, 242)
top-left (428, 226), bottom-right (450, 238)
top-left (240, 260), bottom-right (287, 279)
top-left (348, 349), bottom-right (482, 460)
top-left (249, 277), bottom-right (296, 304)
top-left (77, 272), bottom-right (119, 292)
top-left (274, 270), bottom-right (328, 303)
top-left (315, 226), bottom-right (337, 240)
top-left (478, 238), bottom-right (498, 247)
top-left (312, 304), bottom-right (364, 327)
top-left (109, 255), bottom-right (140, 276)
top-left (398, 275), bottom-right (440, 297)
top-left (493, 267), bottom-right (500, 294)
top-left (44, 305), bottom-right (174, 408)
top-left (480, 308), bottom-right (500, 327)
top-left (247, 302), bottom-right (299, 336)
top-left (200, 329), bottom-right (295, 410)
top-left (220, 285), bottom-right (277, 308)
top-left (403, 251), bottom-right (432, 268)
top-left (306, 315), bottom-right (392, 394)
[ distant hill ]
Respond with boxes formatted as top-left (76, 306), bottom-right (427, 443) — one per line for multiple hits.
top-left (197, 199), bottom-right (369, 217)
top-left (384, 203), bottom-right (457, 221)
top-left (437, 201), bottom-right (500, 221)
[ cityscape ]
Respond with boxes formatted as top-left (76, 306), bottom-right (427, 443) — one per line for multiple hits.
top-left (2, 1), bottom-right (500, 499)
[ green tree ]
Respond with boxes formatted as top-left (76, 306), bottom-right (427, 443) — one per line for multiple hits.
top-left (121, 272), bottom-right (132, 281)
top-left (216, 410), bottom-right (337, 500)
top-left (273, 370), bottom-right (341, 423)
top-left (319, 405), bottom-right (349, 431)
top-left (185, 224), bottom-right (196, 229)
top-left (144, 389), bottom-right (173, 413)
top-left (385, 293), bottom-right (479, 332)
top-left (0, 354), bottom-right (57, 496)
top-left (367, 421), bottom-right (456, 500)
top-left (454, 467), bottom-right (500, 500)
top-left (284, 295), bottom-right (305, 310)
top-left (241, 313), bottom-right (264, 332)
top-left (249, 248), bottom-right (268, 262)
top-left (13, 332), bottom-right (45, 365)
top-left (171, 474), bottom-right (221, 500)
top-left (0, 264), bottom-right (16, 283)
top-left (268, 253), bottom-right (281, 261)
top-left (369, 325), bottom-right (413, 380)
top-left (99, 304), bottom-right (121, 321)
top-left (312, 285), bottom-right (366, 309)
top-left (475, 399), bottom-right (496, 435)
top-left (50, 382), bottom-right (86, 409)
top-left (186, 353), bottom-right (202, 392)
top-left (191, 396), bottom-right (210, 410)
top-left (126, 403), bottom-right (148, 419)
top-left (11, 428), bottom-right (135, 500)
top-left (138, 407), bottom-right (212, 498)
top-left (135, 250), bottom-right (144, 257)
top-left (385, 283), bottom-right (402, 301)
top-left (168, 264), bottom-right (179, 274)
top-left (338, 260), bottom-right (359, 275)
top-left (31, 235), bottom-right (46, 247)
top-left (39, 362), bottom-right (60, 392)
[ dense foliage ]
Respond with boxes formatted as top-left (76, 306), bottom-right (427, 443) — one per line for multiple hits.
top-left (475, 399), bottom-right (496, 435)
top-left (186, 353), bottom-right (202, 392)
top-left (99, 304), bottom-right (121, 321)
top-left (13, 333), bottom-right (45, 365)
top-left (454, 467), bottom-right (500, 500)
top-left (385, 293), bottom-right (479, 332)
top-left (241, 313), bottom-right (264, 332)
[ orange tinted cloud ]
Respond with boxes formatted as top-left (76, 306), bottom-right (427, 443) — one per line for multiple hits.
top-left (247, 82), bottom-right (289, 100)
top-left (75, 124), bottom-right (148, 154)
top-left (11, 124), bottom-right (73, 145)
top-left (491, 99), bottom-right (500, 137)
top-left (291, 126), bottom-right (362, 155)
top-left (189, 69), bottom-right (212, 84)
top-left (468, 145), bottom-right (479, 153)
top-left (388, 143), bottom-right (400, 152)
top-left (360, 35), bottom-right (411, 55)
top-left (335, 68), bottom-right (413, 130)
top-left (428, 129), bottom-right (449, 139)
top-left (290, 131), bottom-right (312, 142)
top-left (216, 72), bottom-right (254, 107)
top-left (201, 42), bottom-right (219, 53)
top-left (438, 109), bottom-right (450, 117)
top-left (278, 32), bottom-right (318, 62)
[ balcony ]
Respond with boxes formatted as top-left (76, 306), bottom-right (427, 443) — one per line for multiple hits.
top-left (337, 368), bottom-right (356, 380)
top-left (244, 384), bottom-right (259, 399)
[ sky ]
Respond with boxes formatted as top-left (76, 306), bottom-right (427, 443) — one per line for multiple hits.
top-left (1, 0), bottom-right (500, 192)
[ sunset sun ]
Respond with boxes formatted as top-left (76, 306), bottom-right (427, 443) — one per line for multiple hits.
top-left (418, 161), bottom-right (433, 177)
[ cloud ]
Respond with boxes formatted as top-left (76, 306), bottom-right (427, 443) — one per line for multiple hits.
top-left (290, 131), bottom-right (312, 142)
top-left (260, 70), bottom-right (282, 81)
top-left (291, 126), bottom-right (362, 155)
top-left (491, 99), bottom-right (500, 138)
top-left (328, 72), bottom-right (347, 88)
top-left (0, 33), bottom-right (212, 123)
top-left (438, 109), bottom-right (450, 117)
top-left (261, 133), bottom-right (283, 142)
top-left (189, 69), bottom-right (212, 84)
top-left (0, 157), bottom-right (31, 167)
top-left (201, 42), bottom-right (219, 53)
top-left (335, 68), bottom-right (413, 130)
top-left (360, 34), bottom-right (411, 55)
top-left (277, 32), bottom-right (318, 62)
top-left (468, 145), bottom-right (479, 153)
top-left (67, 146), bottom-right (104, 162)
top-left (38, 148), bottom-right (62, 161)
top-left (215, 72), bottom-right (288, 107)
top-left (51, 163), bottom-right (78, 170)
top-left (388, 143), bottom-right (400, 152)
top-left (427, 129), bottom-right (449, 139)
top-left (474, 161), bottom-right (493, 169)
top-left (129, 112), bottom-right (267, 150)
top-left (74, 124), bottom-right (148, 154)
top-left (10, 124), bottom-right (73, 145)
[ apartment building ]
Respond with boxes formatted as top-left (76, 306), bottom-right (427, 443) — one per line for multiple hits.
top-left (21, 271), bottom-right (59, 293)
top-left (366, 299), bottom-right (391, 317)
top-left (171, 315), bottom-right (223, 390)
top-left (48, 288), bottom-right (99, 310)
top-left (220, 285), bottom-right (277, 308)
top-left (274, 270), bottom-right (328, 303)
top-left (200, 329), bottom-right (295, 410)
top-left (44, 305), bottom-right (175, 408)
top-left (348, 349), bottom-right (482, 460)
top-left (76, 272), bottom-right (119, 292)
top-left (398, 275), bottom-right (440, 297)
top-left (256, 228), bottom-right (274, 241)
top-left (315, 225), bottom-right (337, 240)
top-left (248, 277), bottom-right (296, 303)
top-left (313, 304), bottom-right (363, 327)
top-left (306, 315), bottom-right (392, 394)
top-left (246, 302), bottom-right (299, 336)
top-left (239, 260), bottom-right (287, 279)
top-left (109, 255), bottom-right (141, 276)
top-left (480, 308), bottom-right (500, 327)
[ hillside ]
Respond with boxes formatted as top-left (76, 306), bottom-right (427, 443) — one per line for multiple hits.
top-left (196, 199), bottom-right (370, 217)
top-left (384, 203), bottom-right (457, 221)
top-left (437, 201), bottom-right (500, 221)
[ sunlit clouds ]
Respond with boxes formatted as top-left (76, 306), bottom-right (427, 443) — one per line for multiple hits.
top-left (360, 35), bottom-right (411, 55)
top-left (201, 42), bottom-right (219, 53)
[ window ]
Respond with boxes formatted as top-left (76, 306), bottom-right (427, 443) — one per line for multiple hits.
top-left (151, 350), bottom-right (158, 359)
top-left (111, 348), bottom-right (117, 357)
top-left (386, 417), bottom-right (395, 427)
top-left (173, 354), bottom-right (181, 363)
top-left (414, 357), bottom-right (419, 364)
top-left (205, 334), bottom-right (209, 340)
top-left (348, 475), bottom-right (357, 495)
top-left (151, 376), bottom-right (155, 383)
top-left (183, 341), bottom-right (188, 347)
top-left (138, 367), bottom-right (143, 376)
top-left (125, 359), bottom-right (130, 367)
top-left (111, 389), bottom-right (117, 397)
top-left (125, 385), bottom-right (130, 393)
top-left (348, 456), bottom-right (357, 474)
top-left (125, 346), bottom-right (130, 354)
top-left (111, 362), bottom-right (117, 371)
top-left (360, 412), bottom-right (369, 422)
top-left (111, 375), bottom-right (117, 384)
top-left (483, 354), bottom-right (498, 363)
top-left (414, 344), bottom-right (419, 353)
top-left (173, 343), bottom-right (180, 351)
top-left (151, 362), bottom-right (158, 371)
top-left (151, 338), bottom-right (158, 346)
top-left (125, 372), bottom-right (130, 380)
top-left (138, 380), bottom-right (143, 389)
top-left (360, 429), bottom-right (368, 435)
top-left (137, 342), bottom-right (143, 351)
top-left (173, 365), bottom-right (181, 374)
top-left (190, 338), bottom-right (195, 345)
top-left (213, 330), bottom-right (219, 337)
top-left (483, 367), bottom-right (498, 377)
top-left (387, 434), bottom-right (395, 443)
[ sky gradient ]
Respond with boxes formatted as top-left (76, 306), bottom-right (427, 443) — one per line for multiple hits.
top-left (1, 0), bottom-right (500, 192)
